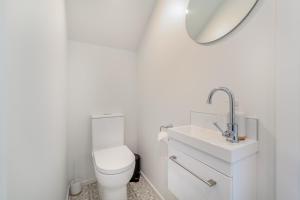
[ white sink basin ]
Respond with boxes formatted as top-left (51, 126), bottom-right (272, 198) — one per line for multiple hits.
top-left (167, 125), bottom-right (258, 163)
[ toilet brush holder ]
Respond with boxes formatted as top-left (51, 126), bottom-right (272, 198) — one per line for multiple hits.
top-left (70, 179), bottom-right (82, 196)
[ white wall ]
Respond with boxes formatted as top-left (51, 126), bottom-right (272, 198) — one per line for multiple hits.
top-left (137, 0), bottom-right (276, 199)
top-left (276, 0), bottom-right (300, 199)
top-left (0, 1), bottom-right (6, 199)
top-left (0, 0), bottom-right (67, 200)
top-left (67, 41), bottom-right (137, 181)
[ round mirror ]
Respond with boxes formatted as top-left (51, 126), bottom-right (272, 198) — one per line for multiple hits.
top-left (186, 0), bottom-right (258, 44)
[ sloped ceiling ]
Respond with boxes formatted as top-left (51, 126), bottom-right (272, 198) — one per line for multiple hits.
top-left (66, 0), bottom-right (157, 51)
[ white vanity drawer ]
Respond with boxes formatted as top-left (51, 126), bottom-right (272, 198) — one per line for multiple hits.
top-left (168, 147), bottom-right (233, 200)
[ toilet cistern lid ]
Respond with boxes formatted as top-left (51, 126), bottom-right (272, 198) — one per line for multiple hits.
top-left (93, 145), bottom-right (135, 175)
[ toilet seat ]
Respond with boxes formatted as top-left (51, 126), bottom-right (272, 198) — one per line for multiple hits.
top-left (93, 145), bottom-right (135, 175)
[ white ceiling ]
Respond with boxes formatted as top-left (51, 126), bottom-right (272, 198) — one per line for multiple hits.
top-left (66, 0), bottom-right (157, 51)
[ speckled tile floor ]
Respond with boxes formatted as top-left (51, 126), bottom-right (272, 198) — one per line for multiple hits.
top-left (69, 176), bottom-right (161, 200)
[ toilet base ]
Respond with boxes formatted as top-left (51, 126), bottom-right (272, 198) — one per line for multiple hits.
top-left (98, 184), bottom-right (127, 200)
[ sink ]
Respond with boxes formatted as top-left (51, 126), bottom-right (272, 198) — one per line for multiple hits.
top-left (168, 125), bottom-right (258, 163)
top-left (167, 111), bottom-right (258, 200)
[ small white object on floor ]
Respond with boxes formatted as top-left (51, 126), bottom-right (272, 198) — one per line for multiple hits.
top-left (70, 179), bottom-right (82, 196)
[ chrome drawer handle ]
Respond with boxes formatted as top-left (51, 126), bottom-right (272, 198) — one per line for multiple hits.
top-left (169, 155), bottom-right (217, 187)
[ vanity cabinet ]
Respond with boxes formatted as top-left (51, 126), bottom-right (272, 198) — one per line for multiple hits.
top-left (168, 139), bottom-right (257, 200)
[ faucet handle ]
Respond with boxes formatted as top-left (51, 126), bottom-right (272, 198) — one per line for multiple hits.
top-left (213, 122), bottom-right (229, 137)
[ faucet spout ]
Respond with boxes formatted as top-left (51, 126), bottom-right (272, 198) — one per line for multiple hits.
top-left (207, 87), bottom-right (239, 143)
top-left (207, 87), bottom-right (235, 125)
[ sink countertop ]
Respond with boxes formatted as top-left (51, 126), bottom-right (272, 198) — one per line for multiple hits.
top-left (168, 125), bottom-right (258, 163)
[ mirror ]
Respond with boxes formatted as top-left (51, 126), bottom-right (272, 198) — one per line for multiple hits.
top-left (186, 0), bottom-right (258, 44)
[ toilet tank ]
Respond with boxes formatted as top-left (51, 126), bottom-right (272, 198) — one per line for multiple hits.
top-left (91, 113), bottom-right (124, 150)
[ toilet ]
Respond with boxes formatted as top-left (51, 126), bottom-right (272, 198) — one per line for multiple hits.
top-left (91, 113), bottom-right (135, 200)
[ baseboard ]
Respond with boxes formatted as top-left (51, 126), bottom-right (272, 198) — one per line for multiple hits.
top-left (141, 171), bottom-right (166, 200)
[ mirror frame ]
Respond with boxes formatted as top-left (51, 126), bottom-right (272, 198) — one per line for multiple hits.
top-left (185, 0), bottom-right (259, 45)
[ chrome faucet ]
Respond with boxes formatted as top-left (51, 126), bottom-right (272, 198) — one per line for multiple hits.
top-left (207, 87), bottom-right (239, 143)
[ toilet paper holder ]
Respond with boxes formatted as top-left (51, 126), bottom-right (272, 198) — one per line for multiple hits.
top-left (160, 124), bottom-right (174, 132)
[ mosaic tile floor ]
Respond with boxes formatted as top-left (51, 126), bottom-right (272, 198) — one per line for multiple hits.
top-left (69, 176), bottom-right (161, 200)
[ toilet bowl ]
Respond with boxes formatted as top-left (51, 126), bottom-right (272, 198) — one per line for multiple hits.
top-left (93, 145), bottom-right (135, 200)
top-left (91, 114), bottom-right (135, 200)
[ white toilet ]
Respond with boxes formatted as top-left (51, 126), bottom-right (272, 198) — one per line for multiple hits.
top-left (91, 113), bottom-right (135, 200)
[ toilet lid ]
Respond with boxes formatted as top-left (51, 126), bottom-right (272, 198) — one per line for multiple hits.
top-left (93, 145), bottom-right (135, 175)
